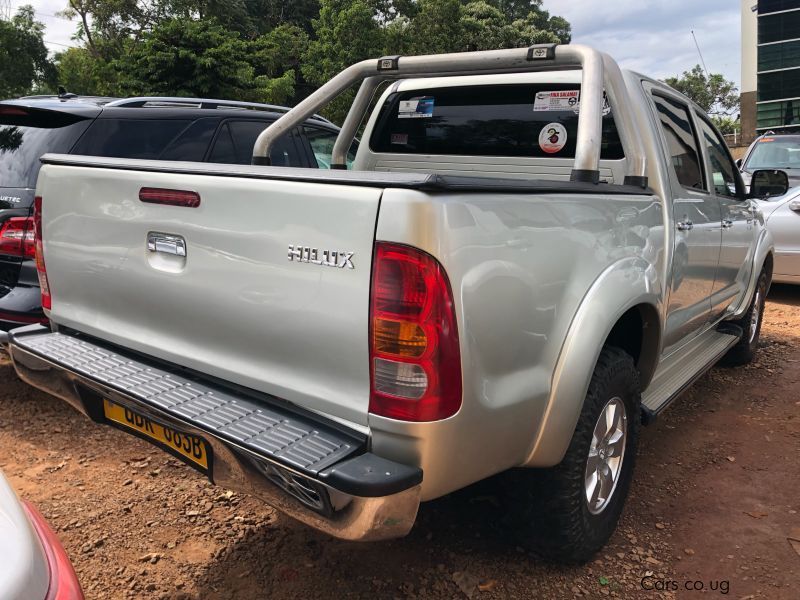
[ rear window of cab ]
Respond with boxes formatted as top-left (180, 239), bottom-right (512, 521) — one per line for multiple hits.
top-left (369, 83), bottom-right (624, 160)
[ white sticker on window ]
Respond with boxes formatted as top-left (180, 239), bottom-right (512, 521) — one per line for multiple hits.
top-left (534, 90), bottom-right (612, 116)
top-left (534, 90), bottom-right (580, 112)
top-left (539, 123), bottom-right (568, 154)
top-left (399, 97), bottom-right (434, 118)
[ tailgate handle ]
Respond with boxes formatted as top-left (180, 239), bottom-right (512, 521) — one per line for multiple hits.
top-left (147, 232), bottom-right (186, 257)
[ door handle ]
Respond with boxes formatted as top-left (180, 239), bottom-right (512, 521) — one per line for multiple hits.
top-left (147, 232), bottom-right (186, 257)
top-left (676, 220), bottom-right (694, 231)
top-left (722, 219), bottom-right (733, 229)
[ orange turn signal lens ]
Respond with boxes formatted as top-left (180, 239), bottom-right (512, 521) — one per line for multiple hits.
top-left (373, 317), bottom-right (428, 358)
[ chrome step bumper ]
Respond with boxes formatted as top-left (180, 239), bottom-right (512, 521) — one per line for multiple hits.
top-left (8, 325), bottom-right (421, 541)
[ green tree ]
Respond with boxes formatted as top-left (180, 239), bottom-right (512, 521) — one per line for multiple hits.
top-left (302, 0), bottom-right (385, 122)
top-left (408, 0), bottom-right (463, 54)
top-left (0, 5), bottom-right (56, 98)
top-left (711, 115), bottom-right (741, 136)
top-left (113, 17), bottom-right (305, 103)
top-left (664, 65), bottom-right (739, 116)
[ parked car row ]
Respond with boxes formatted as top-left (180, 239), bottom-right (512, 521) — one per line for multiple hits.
top-left (738, 132), bottom-right (800, 284)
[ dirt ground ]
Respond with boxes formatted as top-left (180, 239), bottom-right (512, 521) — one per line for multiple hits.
top-left (1, 287), bottom-right (799, 600)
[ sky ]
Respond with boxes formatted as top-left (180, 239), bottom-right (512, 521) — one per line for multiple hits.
top-left (541, 0), bottom-right (743, 87)
top-left (10, 0), bottom-right (744, 88)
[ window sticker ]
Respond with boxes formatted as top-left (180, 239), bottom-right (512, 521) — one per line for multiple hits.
top-left (390, 133), bottom-right (409, 145)
top-left (533, 90), bottom-right (611, 116)
top-left (399, 97), bottom-right (434, 119)
top-left (534, 90), bottom-right (580, 112)
top-left (539, 123), bottom-right (568, 154)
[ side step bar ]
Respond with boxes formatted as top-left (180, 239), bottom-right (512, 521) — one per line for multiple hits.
top-left (8, 326), bottom-right (422, 541)
top-left (641, 327), bottom-right (740, 423)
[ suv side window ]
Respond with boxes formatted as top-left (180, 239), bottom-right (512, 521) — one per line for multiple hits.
top-left (303, 126), bottom-right (356, 169)
top-left (71, 119), bottom-right (191, 159)
top-left (651, 95), bottom-right (706, 191)
top-left (696, 115), bottom-right (741, 198)
top-left (159, 118), bottom-right (220, 162)
top-left (208, 120), bottom-right (303, 166)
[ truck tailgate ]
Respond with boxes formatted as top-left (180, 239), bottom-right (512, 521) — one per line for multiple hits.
top-left (37, 162), bottom-right (382, 427)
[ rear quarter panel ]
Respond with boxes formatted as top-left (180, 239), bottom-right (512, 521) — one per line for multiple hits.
top-left (370, 188), bottom-right (664, 500)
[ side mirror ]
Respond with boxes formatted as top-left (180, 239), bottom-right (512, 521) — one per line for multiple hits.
top-left (789, 199), bottom-right (800, 212)
top-left (735, 158), bottom-right (743, 169)
top-left (749, 169), bottom-right (789, 199)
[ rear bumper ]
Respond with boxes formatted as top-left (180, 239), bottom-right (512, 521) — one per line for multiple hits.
top-left (8, 325), bottom-right (422, 542)
top-left (0, 279), bottom-right (46, 330)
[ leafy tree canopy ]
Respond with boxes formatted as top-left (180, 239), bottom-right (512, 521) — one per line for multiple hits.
top-left (50, 0), bottom-right (571, 123)
top-left (0, 5), bottom-right (56, 98)
top-left (664, 65), bottom-right (739, 116)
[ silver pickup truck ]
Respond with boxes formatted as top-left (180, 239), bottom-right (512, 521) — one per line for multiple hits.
top-left (5, 45), bottom-right (782, 562)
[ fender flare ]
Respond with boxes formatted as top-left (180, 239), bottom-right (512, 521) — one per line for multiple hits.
top-left (522, 256), bottom-right (661, 467)
top-left (729, 228), bottom-right (774, 319)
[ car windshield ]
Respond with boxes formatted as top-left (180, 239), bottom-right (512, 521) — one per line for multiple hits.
top-left (744, 137), bottom-right (800, 170)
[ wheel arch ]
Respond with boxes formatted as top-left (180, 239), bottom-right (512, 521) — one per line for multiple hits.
top-left (522, 257), bottom-right (662, 467)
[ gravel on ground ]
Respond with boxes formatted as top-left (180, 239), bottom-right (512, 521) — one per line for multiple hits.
top-left (1, 286), bottom-right (799, 599)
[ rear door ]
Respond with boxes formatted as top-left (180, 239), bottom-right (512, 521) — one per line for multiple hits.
top-left (649, 92), bottom-right (722, 351)
top-left (0, 104), bottom-right (93, 289)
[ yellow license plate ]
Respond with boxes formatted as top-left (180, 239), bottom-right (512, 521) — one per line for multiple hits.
top-left (103, 400), bottom-right (209, 471)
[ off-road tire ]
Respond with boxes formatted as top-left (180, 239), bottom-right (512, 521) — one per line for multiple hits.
top-left (722, 268), bottom-right (768, 366)
top-left (519, 346), bottom-right (641, 563)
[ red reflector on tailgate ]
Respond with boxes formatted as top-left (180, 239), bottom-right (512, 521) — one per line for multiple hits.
top-left (139, 188), bottom-right (201, 208)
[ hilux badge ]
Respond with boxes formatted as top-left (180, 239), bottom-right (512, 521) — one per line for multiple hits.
top-left (288, 245), bottom-right (354, 269)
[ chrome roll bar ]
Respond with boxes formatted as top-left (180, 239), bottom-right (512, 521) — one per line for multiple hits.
top-left (252, 44), bottom-right (648, 186)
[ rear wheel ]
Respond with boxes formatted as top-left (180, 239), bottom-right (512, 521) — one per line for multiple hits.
top-left (516, 346), bottom-right (641, 563)
top-left (722, 268), bottom-right (767, 366)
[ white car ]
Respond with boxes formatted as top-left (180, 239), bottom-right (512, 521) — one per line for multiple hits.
top-left (758, 188), bottom-right (800, 284)
top-left (0, 470), bottom-right (83, 600)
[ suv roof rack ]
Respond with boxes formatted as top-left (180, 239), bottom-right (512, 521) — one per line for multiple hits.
top-left (104, 97), bottom-right (334, 125)
top-left (18, 94), bottom-right (119, 106)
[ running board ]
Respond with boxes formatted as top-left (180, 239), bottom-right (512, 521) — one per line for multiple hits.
top-left (641, 328), bottom-right (740, 423)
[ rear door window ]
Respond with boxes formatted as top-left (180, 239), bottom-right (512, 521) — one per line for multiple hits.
top-left (369, 84), bottom-right (624, 159)
top-left (651, 95), bottom-right (706, 191)
top-left (71, 119), bottom-right (191, 159)
top-left (159, 118), bottom-right (220, 162)
top-left (303, 126), bottom-right (356, 169)
top-left (208, 120), bottom-right (304, 167)
top-left (0, 107), bottom-right (91, 188)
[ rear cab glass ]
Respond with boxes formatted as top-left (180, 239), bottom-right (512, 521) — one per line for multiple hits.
top-left (369, 83), bottom-right (624, 159)
top-left (0, 107), bottom-right (91, 190)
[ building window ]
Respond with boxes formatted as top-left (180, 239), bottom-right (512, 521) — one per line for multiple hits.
top-left (756, 100), bottom-right (800, 128)
top-left (759, 11), bottom-right (800, 44)
top-left (758, 0), bottom-right (800, 15)
top-left (758, 69), bottom-right (800, 101)
top-left (759, 39), bottom-right (800, 70)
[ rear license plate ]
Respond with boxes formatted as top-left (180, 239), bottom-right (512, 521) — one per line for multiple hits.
top-left (102, 399), bottom-right (209, 471)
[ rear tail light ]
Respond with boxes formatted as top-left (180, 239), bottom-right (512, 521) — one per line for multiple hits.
top-left (33, 196), bottom-right (52, 310)
top-left (0, 216), bottom-right (35, 258)
top-left (22, 500), bottom-right (84, 600)
top-left (369, 243), bottom-right (462, 422)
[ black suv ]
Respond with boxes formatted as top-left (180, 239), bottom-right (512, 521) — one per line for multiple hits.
top-left (0, 95), bottom-right (353, 329)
